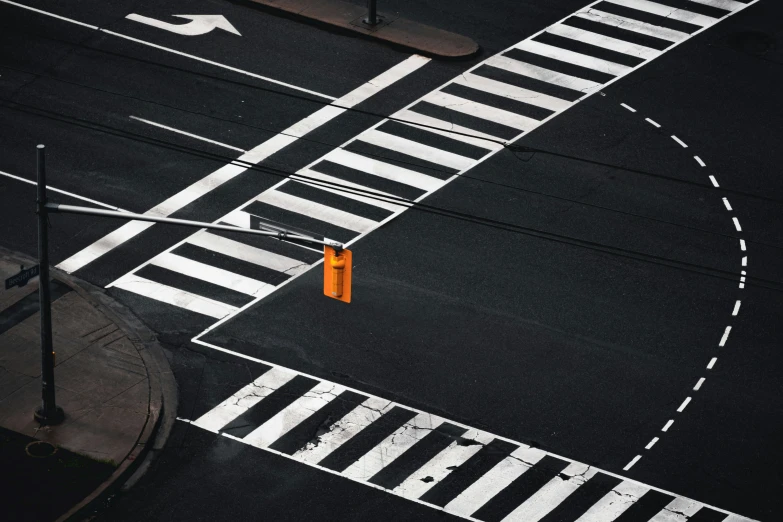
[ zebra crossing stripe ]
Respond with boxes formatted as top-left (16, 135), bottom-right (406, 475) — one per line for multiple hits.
top-left (545, 24), bottom-right (662, 60)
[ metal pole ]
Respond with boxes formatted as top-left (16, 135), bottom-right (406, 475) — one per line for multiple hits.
top-left (364, 0), bottom-right (377, 25)
top-left (35, 145), bottom-right (64, 425)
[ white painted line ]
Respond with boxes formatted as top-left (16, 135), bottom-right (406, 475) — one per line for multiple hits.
top-left (188, 232), bottom-right (308, 274)
top-left (722, 198), bottom-right (732, 211)
top-left (110, 274), bottom-right (236, 319)
top-left (621, 103), bottom-right (637, 112)
top-left (732, 300), bottom-right (741, 316)
top-left (422, 91), bottom-right (542, 131)
top-left (394, 109), bottom-right (505, 151)
top-left (733, 217), bottom-right (742, 232)
top-left (707, 357), bottom-right (717, 369)
top-left (645, 437), bottom-right (659, 449)
top-left (256, 189), bottom-right (377, 233)
top-left (662, 419), bottom-right (674, 432)
top-left (444, 446), bottom-right (546, 517)
top-left (694, 377), bottom-right (706, 391)
top-left (323, 148), bottom-right (444, 191)
top-left (648, 497), bottom-right (702, 521)
top-left (515, 40), bottom-right (632, 76)
top-left (709, 175), bottom-right (720, 187)
top-left (607, 0), bottom-right (718, 27)
top-left (574, 481), bottom-right (649, 522)
top-left (671, 135), bottom-right (688, 148)
top-left (689, 0), bottom-right (745, 10)
top-left (719, 326), bottom-right (732, 347)
top-left (623, 455), bottom-right (642, 471)
top-left (359, 129), bottom-right (477, 171)
top-left (55, 56), bottom-right (426, 273)
top-left (739, 276), bottom-right (745, 289)
top-left (503, 463), bottom-right (597, 522)
top-left (739, 239), bottom-right (746, 251)
top-left (292, 397), bottom-right (394, 464)
top-left (645, 118), bottom-right (661, 128)
top-left (741, 256), bottom-right (747, 267)
top-left (151, 252), bottom-right (273, 296)
top-left (547, 24), bottom-right (661, 60)
top-left (294, 169), bottom-right (407, 212)
top-left (677, 397), bottom-right (692, 413)
top-left (129, 116), bottom-right (246, 152)
top-left (573, 9), bottom-right (689, 43)
top-left (695, 155), bottom-right (706, 167)
top-left (394, 430), bottom-right (493, 500)
top-left (342, 412), bottom-right (445, 481)
top-left (484, 54), bottom-right (600, 93)
top-left (0, 0), bottom-right (98, 29)
top-left (192, 367), bottom-right (297, 432)
top-left (0, 169), bottom-right (127, 210)
top-left (175, 417), bottom-right (192, 423)
top-left (243, 381), bottom-right (346, 449)
top-left (452, 72), bottom-right (573, 112)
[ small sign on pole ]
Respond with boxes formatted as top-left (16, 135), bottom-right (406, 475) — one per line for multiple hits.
top-left (5, 265), bottom-right (40, 290)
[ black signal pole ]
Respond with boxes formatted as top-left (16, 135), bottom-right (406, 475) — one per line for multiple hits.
top-left (34, 144), bottom-right (64, 425)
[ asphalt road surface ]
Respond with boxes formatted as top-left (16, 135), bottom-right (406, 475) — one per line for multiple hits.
top-left (1, 0), bottom-right (782, 520)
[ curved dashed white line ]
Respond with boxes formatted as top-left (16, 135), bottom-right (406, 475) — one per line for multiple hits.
top-left (618, 103), bottom-right (749, 472)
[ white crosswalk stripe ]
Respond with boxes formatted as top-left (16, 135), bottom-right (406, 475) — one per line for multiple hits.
top-left (103, 0), bottom-right (755, 329)
top-left (187, 359), bottom-right (758, 522)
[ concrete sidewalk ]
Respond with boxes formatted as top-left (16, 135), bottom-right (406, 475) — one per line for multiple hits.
top-left (0, 247), bottom-right (176, 521)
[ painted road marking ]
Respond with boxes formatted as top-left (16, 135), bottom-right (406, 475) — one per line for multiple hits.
top-left (546, 23), bottom-right (661, 60)
top-left (186, 340), bottom-right (758, 521)
top-left (125, 14), bottom-right (241, 36)
top-left (0, 169), bottom-right (127, 210)
top-left (129, 116), bottom-right (246, 152)
top-left (111, 274), bottom-right (237, 318)
top-left (515, 39), bottom-right (633, 76)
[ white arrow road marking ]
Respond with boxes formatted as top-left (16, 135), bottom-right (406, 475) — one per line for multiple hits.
top-left (125, 14), bottom-right (241, 36)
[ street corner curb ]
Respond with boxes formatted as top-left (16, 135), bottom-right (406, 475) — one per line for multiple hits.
top-left (236, 0), bottom-right (480, 60)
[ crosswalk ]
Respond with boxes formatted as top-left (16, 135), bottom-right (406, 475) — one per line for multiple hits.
top-left (107, 0), bottom-right (758, 319)
top-left (187, 354), bottom-right (757, 522)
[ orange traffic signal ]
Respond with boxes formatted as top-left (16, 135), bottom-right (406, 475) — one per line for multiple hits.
top-left (324, 246), bottom-right (352, 303)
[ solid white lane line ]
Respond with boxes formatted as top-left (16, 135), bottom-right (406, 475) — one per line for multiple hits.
top-left (110, 274), bottom-right (236, 319)
top-left (359, 129), bottom-right (477, 171)
top-left (502, 463), bottom-right (598, 522)
top-left (150, 252), bottom-right (272, 296)
top-left (342, 412), bottom-right (445, 481)
top-left (243, 381), bottom-right (346, 448)
top-left (515, 40), bottom-right (633, 76)
top-left (574, 481), bottom-right (649, 522)
top-left (452, 72), bottom-right (573, 112)
top-left (547, 24), bottom-right (661, 60)
top-left (722, 198), bottom-right (732, 211)
top-left (0, 169), bottom-right (126, 210)
top-left (129, 116), bottom-right (246, 152)
top-left (645, 437), bottom-right (659, 449)
top-left (709, 175), bottom-right (719, 187)
top-left (573, 10), bottom-right (690, 43)
top-left (256, 190), bottom-right (377, 233)
top-left (719, 326), bottom-right (732, 347)
top-left (623, 455), bottom-right (642, 471)
top-left (739, 239), bottom-right (746, 251)
top-left (671, 135), bottom-right (688, 148)
top-left (394, 430), bottom-right (494, 499)
top-left (707, 357), bottom-right (717, 369)
top-left (192, 367), bottom-right (297, 432)
top-left (662, 419), bottom-right (674, 432)
top-left (732, 217), bottom-right (742, 232)
top-left (444, 446), bottom-right (546, 517)
top-left (188, 231), bottom-right (308, 274)
top-left (677, 397), bottom-right (692, 413)
top-left (695, 155), bottom-right (706, 167)
top-left (294, 169), bottom-right (408, 212)
top-left (606, 0), bottom-right (719, 27)
top-left (648, 497), bottom-right (702, 521)
top-left (394, 109), bottom-right (505, 151)
top-left (292, 397), bottom-right (394, 465)
top-left (645, 118), bottom-right (661, 128)
top-left (422, 91), bottom-right (543, 131)
top-left (694, 377), bottom-right (706, 391)
top-left (323, 148), bottom-right (444, 191)
top-left (732, 300), bottom-right (741, 316)
top-left (0, 0), bottom-right (98, 29)
top-left (56, 56), bottom-right (426, 273)
top-left (484, 54), bottom-right (601, 93)
top-left (621, 103), bottom-right (637, 112)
